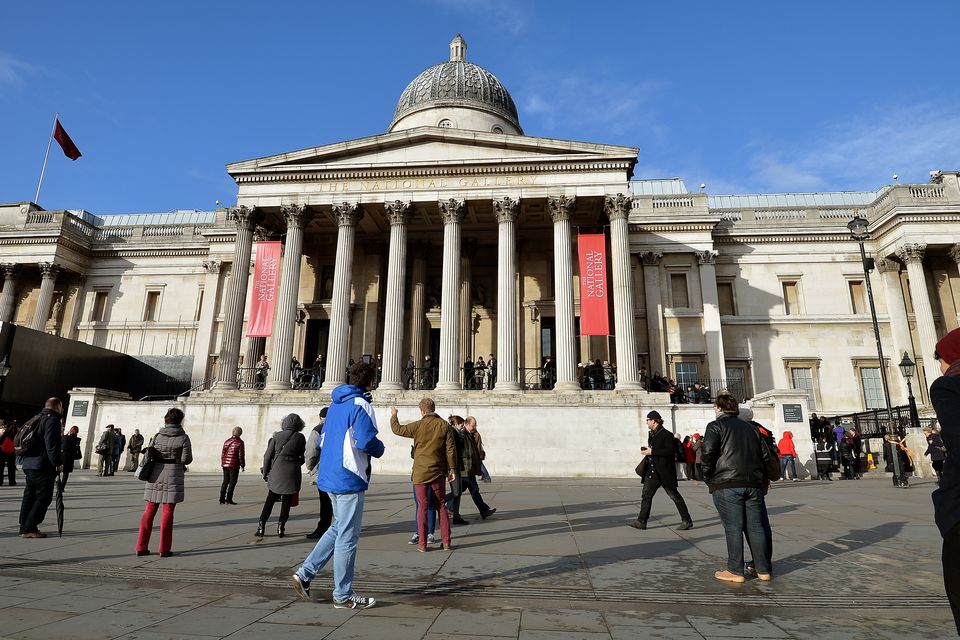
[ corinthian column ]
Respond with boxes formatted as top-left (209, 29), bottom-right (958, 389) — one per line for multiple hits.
top-left (322, 202), bottom-right (364, 390)
top-left (215, 206), bottom-right (258, 390)
top-left (459, 239), bottom-right (477, 364)
top-left (409, 246), bottom-right (427, 368)
top-left (30, 262), bottom-right (61, 331)
top-left (379, 200), bottom-right (413, 391)
top-left (494, 197), bottom-right (521, 392)
top-left (642, 251), bottom-right (665, 376)
top-left (436, 198), bottom-right (466, 391)
top-left (548, 195), bottom-right (579, 391)
top-left (0, 264), bottom-right (20, 323)
top-left (897, 243), bottom-right (941, 387)
top-left (876, 258), bottom-right (912, 404)
top-left (266, 204), bottom-right (310, 390)
top-left (951, 244), bottom-right (960, 327)
top-left (605, 194), bottom-right (641, 391)
top-left (696, 249), bottom-right (727, 383)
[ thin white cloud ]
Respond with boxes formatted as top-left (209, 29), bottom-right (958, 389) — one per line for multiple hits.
top-left (0, 52), bottom-right (36, 90)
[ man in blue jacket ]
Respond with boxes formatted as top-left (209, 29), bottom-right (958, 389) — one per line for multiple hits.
top-left (292, 362), bottom-right (385, 609)
top-left (19, 397), bottom-right (64, 538)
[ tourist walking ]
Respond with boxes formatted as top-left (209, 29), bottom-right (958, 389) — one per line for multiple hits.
top-left (61, 426), bottom-right (82, 489)
top-left (839, 432), bottom-right (857, 479)
top-left (923, 426), bottom-right (946, 486)
top-left (112, 428), bottom-right (126, 474)
top-left (389, 398), bottom-right (456, 552)
top-left (291, 362), bottom-right (385, 609)
top-left (125, 429), bottom-right (144, 471)
top-left (304, 408), bottom-right (334, 540)
top-left (136, 408), bottom-right (192, 557)
top-left (96, 425), bottom-right (117, 476)
top-left (929, 327), bottom-right (960, 633)
top-left (447, 416), bottom-right (496, 522)
top-left (691, 433), bottom-right (703, 482)
top-left (628, 411), bottom-right (693, 531)
top-left (0, 421), bottom-right (18, 486)
top-left (883, 434), bottom-right (912, 488)
top-left (219, 427), bottom-right (245, 505)
top-left (700, 394), bottom-right (775, 583)
top-left (19, 398), bottom-right (64, 538)
top-left (257, 414), bottom-right (306, 538)
top-left (777, 431), bottom-right (800, 481)
top-left (815, 437), bottom-right (836, 481)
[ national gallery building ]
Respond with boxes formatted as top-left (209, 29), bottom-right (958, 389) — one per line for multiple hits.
top-left (1, 37), bottom-right (958, 473)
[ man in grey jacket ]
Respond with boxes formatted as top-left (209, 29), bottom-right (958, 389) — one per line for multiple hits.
top-left (304, 407), bottom-right (333, 539)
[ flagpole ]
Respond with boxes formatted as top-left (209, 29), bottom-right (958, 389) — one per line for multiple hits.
top-left (35, 113), bottom-right (59, 204)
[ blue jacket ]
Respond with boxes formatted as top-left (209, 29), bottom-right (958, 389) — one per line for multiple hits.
top-left (316, 385), bottom-right (385, 493)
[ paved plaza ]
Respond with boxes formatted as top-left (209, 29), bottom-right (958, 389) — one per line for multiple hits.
top-left (0, 471), bottom-right (954, 639)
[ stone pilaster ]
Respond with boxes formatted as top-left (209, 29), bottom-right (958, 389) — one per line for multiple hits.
top-left (876, 257), bottom-right (912, 404)
top-left (641, 251), bottom-right (665, 376)
top-left (950, 244), bottom-right (960, 328)
top-left (436, 198), bottom-right (466, 390)
top-left (605, 194), bottom-right (641, 391)
top-left (215, 206), bottom-right (258, 390)
top-left (547, 195), bottom-right (579, 391)
top-left (30, 262), bottom-right (61, 331)
top-left (190, 259), bottom-right (223, 384)
top-left (696, 249), bottom-right (727, 383)
top-left (0, 264), bottom-right (20, 323)
top-left (494, 197), bottom-right (521, 392)
top-left (322, 202), bottom-right (364, 390)
top-left (266, 204), bottom-right (310, 390)
top-left (379, 200), bottom-right (413, 390)
top-left (896, 243), bottom-right (940, 388)
top-left (409, 245), bottom-right (428, 368)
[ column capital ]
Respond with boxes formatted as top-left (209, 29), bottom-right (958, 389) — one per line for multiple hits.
top-left (896, 243), bottom-right (926, 264)
top-left (1, 263), bottom-right (19, 278)
top-left (229, 205), bottom-right (259, 230)
top-left (202, 259), bottom-right (223, 275)
top-left (493, 196), bottom-right (520, 223)
top-left (547, 195), bottom-right (576, 222)
top-left (384, 200), bottom-right (413, 225)
top-left (281, 203), bottom-right (310, 228)
top-left (438, 198), bottom-right (466, 224)
top-left (603, 193), bottom-right (632, 221)
top-left (949, 243), bottom-right (960, 265)
top-left (332, 202), bottom-right (364, 227)
top-left (875, 257), bottom-right (900, 274)
top-left (695, 250), bottom-right (718, 265)
top-left (38, 262), bottom-right (61, 280)
top-left (641, 250), bottom-right (663, 266)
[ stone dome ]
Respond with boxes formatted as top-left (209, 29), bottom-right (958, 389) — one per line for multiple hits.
top-left (389, 35), bottom-right (523, 135)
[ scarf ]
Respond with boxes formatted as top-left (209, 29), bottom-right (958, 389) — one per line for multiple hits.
top-left (945, 359), bottom-right (960, 378)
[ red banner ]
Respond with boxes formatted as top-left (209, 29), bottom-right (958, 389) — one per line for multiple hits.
top-left (246, 241), bottom-right (281, 337)
top-left (577, 233), bottom-right (610, 336)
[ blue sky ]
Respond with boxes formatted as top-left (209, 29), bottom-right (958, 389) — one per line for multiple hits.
top-left (2, 0), bottom-right (958, 214)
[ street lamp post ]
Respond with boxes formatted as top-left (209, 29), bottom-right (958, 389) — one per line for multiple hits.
top-left (898, 352), bottom-right (920, 435)
top-left (847, 213), bottom-right (901, 482)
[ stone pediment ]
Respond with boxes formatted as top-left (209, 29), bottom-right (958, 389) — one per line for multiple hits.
top-left (226, 127), bottom-right (638, 179)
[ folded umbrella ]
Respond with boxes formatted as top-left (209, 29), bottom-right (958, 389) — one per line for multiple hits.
top-left (55, 473), bottom-right (65, 538)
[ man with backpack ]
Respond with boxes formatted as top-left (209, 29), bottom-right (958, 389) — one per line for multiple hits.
top-left (18, 398), bottom-right (64, 539)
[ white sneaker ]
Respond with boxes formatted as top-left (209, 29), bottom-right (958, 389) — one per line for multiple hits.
top-left (427, 534), bottom-right (436, 545)
top-left (334, 593), bottom-right (376, 609)
top-left (408, 534), bottom-right (419, 545)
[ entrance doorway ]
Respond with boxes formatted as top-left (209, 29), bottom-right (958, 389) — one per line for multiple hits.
top-left (304, 319), bottom-right (330, 365)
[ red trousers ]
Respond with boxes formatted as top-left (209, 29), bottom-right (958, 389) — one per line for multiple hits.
top-left (137, 501), bottom-right (175, 554)
top-left (414, 478), bottom-right (450, 548)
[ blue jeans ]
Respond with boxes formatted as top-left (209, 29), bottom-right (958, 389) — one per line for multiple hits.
top-left (711, 487), bottom-right (772, 575)
top-left (296, 491), bottom-right (365, 601)
top-left (780, 455), bottom-right (798, 480)
top-left (412, 486), bottom-right (436, 535)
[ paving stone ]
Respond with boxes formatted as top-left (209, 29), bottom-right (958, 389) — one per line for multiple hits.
top-left (224, 622), bottom-right (337, 639)
top-left (325, 615), bottom-right (435, 639)
top-left (14, 609), bottom-right (177, 640)
top-left (521, 608), bottom-right (607, 632)
top-left (19, 593), bottom-right (128, 614)
top-left (519, 631), bottom-right (612, 640)
top-left (257, 600), bottom-right (358, 626)
top-left (429, 607), bottom-right (522, 637)
top-left (0, 607), bottom-right (76, 634)
top-left (142, 605), bottom-right (267, 636)
top-left (687, 615), bottom-right (790, 638)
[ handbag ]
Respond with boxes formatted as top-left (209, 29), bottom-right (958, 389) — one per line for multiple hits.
top-left (261, 432), bottom-right (293, 480)
top-left (634, 456), bottom-right (650, 478)
top-left (135, 446), bottom-right (157, 481)
top-left (290, 491), bottom-right (300, 508)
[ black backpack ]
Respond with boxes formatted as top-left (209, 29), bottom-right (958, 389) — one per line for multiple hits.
top-left (13, 413), bottom-right (44, 456)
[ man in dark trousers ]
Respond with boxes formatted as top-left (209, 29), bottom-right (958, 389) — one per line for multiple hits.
top-left (304, 407), bottom-right (333, 540)
top-left (629, 410), bottom-right (693, 531)
top-left (19, 397), bottom-right (64, 539)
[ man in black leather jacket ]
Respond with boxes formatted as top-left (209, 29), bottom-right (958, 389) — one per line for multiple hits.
top-left (700, 393), bottom-right (774, 583)
top-left (628, 411), bottom-right (693, 531)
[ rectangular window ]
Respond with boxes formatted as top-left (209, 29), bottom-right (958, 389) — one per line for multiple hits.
top-left (725, 365), bottom-right (748, 401)
top-left (671, 274), bottom-right (689, 308)
top-left (790, 367), bottom-right (815, 406)
top-left (675, 361), bottom-right (698, 386)
top-left (91, 291), bottom-right (108, 322)
top-left (859, 367), bottom-right (885, 409)
top-left (783, 281), bottom-right (800, 315)
top-left (849, 280), bottom-right (866, 314)
top-left (718, 282), bottom-right (736, 316)
top-left (144, 291), bottom-right (161, 322)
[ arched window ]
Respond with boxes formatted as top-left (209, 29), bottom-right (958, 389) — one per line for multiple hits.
top-left (438, 119), bottom-right (453, 128)
top-left (491, 125), bottom-right (504, 134)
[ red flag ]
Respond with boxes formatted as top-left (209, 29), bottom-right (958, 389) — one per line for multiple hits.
top-left (577, 233), bottom-right (610, 335)
top-left (246, 241), bottom-right (282, 337)
top-left (53, 119), bottom-right (82, 160)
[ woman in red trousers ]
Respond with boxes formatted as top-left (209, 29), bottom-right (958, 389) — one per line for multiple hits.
top-left (136, 408), bottom-right (193, 557)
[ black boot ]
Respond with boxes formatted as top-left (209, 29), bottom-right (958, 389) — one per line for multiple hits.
top-left (277, 521), bottom-right (286, 538)
top-left (305, 526), bottom-right (323, 540)
top-left (255, 521), bottom-right (266, 538)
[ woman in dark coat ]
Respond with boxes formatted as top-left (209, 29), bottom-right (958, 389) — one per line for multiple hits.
top-left (136, 408), bottom-right (193, 557)
top-left (257, 413), bottom-right (306, 538)
top-left (61, 426), bottom-right (83, 489)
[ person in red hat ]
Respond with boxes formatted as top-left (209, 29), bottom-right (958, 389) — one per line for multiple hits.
top-left (931, 327), bottom-right (960, 633)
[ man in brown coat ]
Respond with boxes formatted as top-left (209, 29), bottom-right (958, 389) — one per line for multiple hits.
top-left (390, 398), bottom-right (456, 552)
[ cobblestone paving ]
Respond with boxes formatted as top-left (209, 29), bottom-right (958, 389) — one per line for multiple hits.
top-left (0, 471), bottom-right (953, 638)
